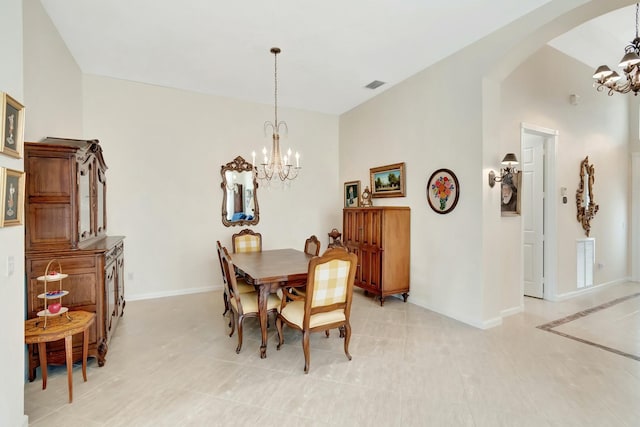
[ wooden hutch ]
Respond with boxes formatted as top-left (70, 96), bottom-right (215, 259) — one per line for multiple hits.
top-left (343, 206), bottom-right (410, 305)
top-left (24, 137), bottom-right (125, 380)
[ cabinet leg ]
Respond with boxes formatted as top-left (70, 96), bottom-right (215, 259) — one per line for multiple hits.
top-left (97, 339), bottom-right (108, 367)
top-left (379, 297), bottom-right (385, 306)
top-left (402, 293), bottom-right (409, 302)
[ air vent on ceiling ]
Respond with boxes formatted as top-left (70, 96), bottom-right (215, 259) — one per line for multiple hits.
top-left (365, 80), bottom-right (385, 90)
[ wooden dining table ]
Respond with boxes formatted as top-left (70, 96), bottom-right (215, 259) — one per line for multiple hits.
top-left (231, 248), bottom-right (313, 358)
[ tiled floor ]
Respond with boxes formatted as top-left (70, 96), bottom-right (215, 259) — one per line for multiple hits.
top-left (25, 282), bottom-right (640, 426)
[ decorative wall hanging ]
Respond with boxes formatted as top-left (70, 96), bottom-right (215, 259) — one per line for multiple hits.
top-left (576, 156), bottom-right (599, 236)
top-left (344, 180), bottom-right (360, 208)
top-left (500, 171), bottom-right (521, 217)
top-left (370, 162), bottom-right (406, 198)
top-left (0, 92), bottom-right (25, 158)
top-left (0, 167), bottom-right (25, 226)
top-left (427, 168), bottom-right (459, 214)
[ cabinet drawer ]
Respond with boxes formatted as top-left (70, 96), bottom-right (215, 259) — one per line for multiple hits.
top-left (29, 255), bottom-right (96, 274)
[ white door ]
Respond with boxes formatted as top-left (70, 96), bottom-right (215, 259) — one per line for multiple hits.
top-left (523, 132), bottom-right (544, 298)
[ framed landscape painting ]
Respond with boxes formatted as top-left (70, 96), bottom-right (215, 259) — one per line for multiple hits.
top-left (370, 162), bottom-right (406, 198)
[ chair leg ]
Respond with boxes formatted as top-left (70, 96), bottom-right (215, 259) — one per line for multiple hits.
top-left (235, 315), bottom-right (244, 354)
top-left (276, 315), bottom-right (284, 350)
top-left (325, 330), bottom-right (330, 338)
top-left (302, 330), bottom-right (311, 374)
top-left (339, 325), bottom-right (345, 338)
top-left (228, 311), bottom-right (235, 337)
top-left (343, 323), bottom-right (352, 361)
top-left (222, 292), bottom-right (229, 316)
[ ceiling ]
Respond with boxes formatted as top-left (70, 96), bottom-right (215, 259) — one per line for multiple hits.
top-left (39, 1), bottom-right (637, 115)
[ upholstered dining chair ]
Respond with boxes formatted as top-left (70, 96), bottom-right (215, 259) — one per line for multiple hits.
top-left (220, 246), bottom-right (281, 354)
top-left (276, 247), bottom-right (357, 373)
top-left (216, 240), bottom-right (254, 316)
top-left (232, 228), bottom-right (262, 253)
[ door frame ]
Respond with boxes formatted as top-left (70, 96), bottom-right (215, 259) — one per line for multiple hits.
top-left (520, 123), bottom-right (558, 301)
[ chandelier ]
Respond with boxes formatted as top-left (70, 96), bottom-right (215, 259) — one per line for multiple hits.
top-left (252, 47), bottom-right (300, 183)
top-left (593, 3), bottom-right (640, 96)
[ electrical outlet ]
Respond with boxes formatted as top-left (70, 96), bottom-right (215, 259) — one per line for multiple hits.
top-left (6, 256), bottom-right (15, 277)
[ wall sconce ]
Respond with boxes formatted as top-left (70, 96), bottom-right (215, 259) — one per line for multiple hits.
top-left (488, 153), bottom-right (519, 187)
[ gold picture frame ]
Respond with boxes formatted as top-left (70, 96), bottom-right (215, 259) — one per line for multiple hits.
top-left (0, 92), bottom-right (25, 158)
top-left (370, 162), bottom-right (406, 198)
top-left (344, 180), bottom-right (360, 208)
top-left (0, 167), bottom-right (25, 227)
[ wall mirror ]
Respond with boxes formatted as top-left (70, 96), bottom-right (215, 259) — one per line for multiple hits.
top-left (221, 156), bottom-right (259, 227)
top-left (576, 156), bottom-right (599, 236)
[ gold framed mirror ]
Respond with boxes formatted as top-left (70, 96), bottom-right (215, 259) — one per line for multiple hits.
top-left (221, 156), bottom-right (259, 227)
top-left (576, 156), bottom-right (599, 236)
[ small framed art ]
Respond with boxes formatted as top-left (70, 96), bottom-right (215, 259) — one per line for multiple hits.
top-left (427, 168), bottom-right (460, 214)
top-left (344, 180), bottom-right (360, 208)
top-left (370, 162), bottom-right (406, 198)
top-left (500, 171), bottom-right (521, 217)
top-left (0, 93), bottom-right (25, 159)
top-left (0, 168), bottom-right (25, 227)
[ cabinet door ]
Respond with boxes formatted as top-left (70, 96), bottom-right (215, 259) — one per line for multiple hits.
top-left (116, 251), bottom-right (125, 315)
top-left (359, 246), bottom-right (382, 290)
top-left (105, 260), bottom-right (117, 341)
top-left (96, 167), bottom-right (107, 236)
top-left (77, 160), bottom-right (93, 242)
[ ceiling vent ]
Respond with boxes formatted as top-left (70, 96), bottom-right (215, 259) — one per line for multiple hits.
top-left (365, 80), bottom-right (385, 90)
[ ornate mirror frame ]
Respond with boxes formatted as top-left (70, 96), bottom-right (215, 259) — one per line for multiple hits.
top-left (221, 156), bottom-right (260, 227)
top-left (576, 156), bottom-right (599, 236)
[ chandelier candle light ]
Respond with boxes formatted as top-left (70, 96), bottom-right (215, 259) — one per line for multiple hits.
top-left (593, 3), bottom-right (640, 96)
top-left (252, 47), bottom-right (301, 183)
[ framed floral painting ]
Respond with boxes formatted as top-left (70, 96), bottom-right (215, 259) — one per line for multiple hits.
top-left (0, 167), bottom-right (25, 227)
top-left (427, 168), bottom-right (459, 214)
top-left (0, 92), bottom-right (25, 159)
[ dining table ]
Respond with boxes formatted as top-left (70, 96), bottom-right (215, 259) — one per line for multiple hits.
top-left (231, 248), bottom-right (313, 358)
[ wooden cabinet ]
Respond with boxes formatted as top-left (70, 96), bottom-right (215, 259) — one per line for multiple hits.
top-left (24, 138), bottom-right (124, 379)
top-left (343, 207), bottom-right (410, 306)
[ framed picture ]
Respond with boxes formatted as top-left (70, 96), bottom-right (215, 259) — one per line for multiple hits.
top-left (370, 162), bottom-right (406, 198)
top-left (501, 171), bottom-right (521, 217)
top-left (0, 168), bottom-right (25, 227)
top-left (344, 180), bottom-right (360, 208)
top-left (0, 93), bottom-right (25, 158)
top-left (427, 168), bottom-right (460, 214)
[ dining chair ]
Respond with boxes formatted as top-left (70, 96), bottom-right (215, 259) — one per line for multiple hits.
top-left (304, 235), bottom-right (321, 256)
top-left (232, 228), bottom-right (262, 253)
top-left (276, 247), bottom-right (357, 373)
top-left (290, 235), bottom-right (321, 299)
top-left (216, 240), bottom-right (255, 316)
top-left (220, 246), bottom-right (281, 354)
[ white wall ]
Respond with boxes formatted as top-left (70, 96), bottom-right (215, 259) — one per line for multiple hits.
top-left (340, 0), bottom-right (633, 327)
top-left (499, 45), bottom-right (628, 308)
top-left (82, 75), bottom-right (341, 299)
top-left (0, 0), bottom-right (25, 425)
top-left (23, 0), bottom-right (83, 141)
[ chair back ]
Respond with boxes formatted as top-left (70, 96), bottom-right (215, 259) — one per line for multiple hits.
top-left (304, 235), bottom-right (321, 256)
top-left (232, 228), bottom-right (262, 253)
top-left (216, 240), bottom-right (228, 286)
top-left (220, 246), bottom-right (246, 314)
top-left (304, 248), bottom-right (357, 326)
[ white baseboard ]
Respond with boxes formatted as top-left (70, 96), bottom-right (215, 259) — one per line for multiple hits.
top-left (501, 305), bottom-right (524, 317)
top-left (409, 294), bottom-right (502, 329)
top-left (126, 285), bottom-right (220, 302)
top-left (551, 277), bottom-right (629, 301)
top-left (22, 415), bottom-right (29, 427)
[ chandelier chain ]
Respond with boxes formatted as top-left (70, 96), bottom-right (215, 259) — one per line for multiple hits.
top-left (274, 50), bottom-right (278, 127)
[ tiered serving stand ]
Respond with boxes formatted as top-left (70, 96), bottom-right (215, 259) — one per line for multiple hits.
top-left (36, 259), bottom-right (72, 328)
